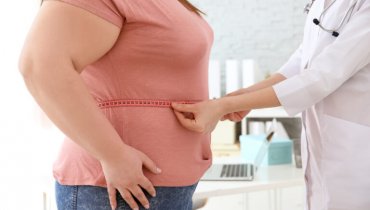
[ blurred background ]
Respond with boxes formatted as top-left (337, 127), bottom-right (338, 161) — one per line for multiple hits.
top-left (0, 1), bottom-right (64, 209)
top-left (194, 0), bottom-right (305, 75)
top-left (0, 0), bottom-right (305, 209)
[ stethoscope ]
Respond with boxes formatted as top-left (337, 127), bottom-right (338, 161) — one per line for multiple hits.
top-left (304, 0), bottom-right (358, 37)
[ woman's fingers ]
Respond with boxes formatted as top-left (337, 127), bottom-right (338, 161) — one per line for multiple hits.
top-left (129, 186), bottom-right (150, 209)
top-left (139, 176), bottom-right (157, 198)
top-left (118, 188), bottom-right (139, 210)
top-left (137, 152), bottom-right (158, 197)
top-left (101, 146), bottom-right (161, 210)
top-left (139, 151), bottom-right (162, 175)
top-left (107, 184), bottom-right (117, 210)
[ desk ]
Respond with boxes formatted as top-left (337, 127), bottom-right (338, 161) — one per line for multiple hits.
top-left (193, 158), bottom-right (304, 210)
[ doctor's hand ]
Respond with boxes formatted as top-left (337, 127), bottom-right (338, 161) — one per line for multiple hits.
top-left (100, 145), bottom-right (161, 210)
top-left (221, 88), bottom-right (251, 122)
top-left (172, 100), bottom-right (225, 133)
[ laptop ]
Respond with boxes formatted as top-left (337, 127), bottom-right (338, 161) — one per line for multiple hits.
top-left (201, 120), bottom-right (276, 181)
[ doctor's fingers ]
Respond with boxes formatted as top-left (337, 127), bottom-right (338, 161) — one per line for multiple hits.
top-left (222, 111), bottom-right (250, 122)
top-left (221, 113), bottom-right (234, 121)
top-left (221, 113), bottom-right (235, 121)
top-left (174, 110), bottom-right (203, 132)
top-left (230, 111), bottom-right (249, 122)
top-left (171, 102), bottom-right (198, 113)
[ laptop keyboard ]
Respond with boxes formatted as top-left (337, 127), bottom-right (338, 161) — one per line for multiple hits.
top-left (220, 164), bottom-right (254, 178)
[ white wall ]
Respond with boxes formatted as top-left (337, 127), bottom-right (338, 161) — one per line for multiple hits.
top-left (0, 1), bottom-right (62, 209)
top-left (192, 0), bottom-right (306, 76)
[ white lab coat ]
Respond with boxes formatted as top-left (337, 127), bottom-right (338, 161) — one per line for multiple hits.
top-left (273, 0), bottom-right (370, 209)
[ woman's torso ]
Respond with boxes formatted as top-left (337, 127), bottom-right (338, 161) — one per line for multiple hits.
top-left (53, 0), bottom-right (214, 187)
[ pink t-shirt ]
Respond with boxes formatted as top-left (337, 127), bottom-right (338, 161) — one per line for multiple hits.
top-left (52, 0), bottom-right (214, 187)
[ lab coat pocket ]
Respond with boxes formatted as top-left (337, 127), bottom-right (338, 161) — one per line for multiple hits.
top-left (322, 115), bottom-right (370, 210)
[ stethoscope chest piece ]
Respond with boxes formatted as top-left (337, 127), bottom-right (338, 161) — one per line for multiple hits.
top-left (313, 18), bottom-right (340, 37)
top-left (307, 0), bottom-right (358, 37)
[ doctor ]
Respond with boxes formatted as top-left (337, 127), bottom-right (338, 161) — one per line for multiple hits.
top-left (172, 0), bottom-right (370, 209)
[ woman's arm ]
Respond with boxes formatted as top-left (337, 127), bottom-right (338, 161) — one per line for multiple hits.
top-left (19, 0), bottom-right (124, 169)
top-left (19, 2), bottom-right (159, 209)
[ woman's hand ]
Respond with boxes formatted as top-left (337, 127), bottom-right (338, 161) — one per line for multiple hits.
top-left (100, 145), bottom-right (162, 210)
top-left (172, 100), bottom-right (226, 133)
top-left (221, 88), bottom-right (251, 122)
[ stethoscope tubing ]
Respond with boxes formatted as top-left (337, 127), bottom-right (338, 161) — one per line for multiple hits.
top-left (305, 0), bottom-right (358, 37)
top-left (316, 0), bottom-right (357, 34)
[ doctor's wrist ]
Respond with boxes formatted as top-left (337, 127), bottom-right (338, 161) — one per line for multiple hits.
top-left (218, 97), bottom-right (236, 115)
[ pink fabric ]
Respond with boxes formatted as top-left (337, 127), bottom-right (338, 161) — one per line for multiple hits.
top-left (52, 0), bottom-right (214, 187)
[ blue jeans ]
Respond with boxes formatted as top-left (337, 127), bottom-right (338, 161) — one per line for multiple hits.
top-left (55, 182), bottom-right (198, 210)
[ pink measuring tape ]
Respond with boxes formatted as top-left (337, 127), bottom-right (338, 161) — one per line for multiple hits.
top-left (98, 99), bottom-right (198, 109)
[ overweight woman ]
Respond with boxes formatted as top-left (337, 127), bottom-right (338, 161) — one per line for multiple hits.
top-left (19, 0), bottom-right (213, 209)
top-left (173, 0), bottom-right (370, 209)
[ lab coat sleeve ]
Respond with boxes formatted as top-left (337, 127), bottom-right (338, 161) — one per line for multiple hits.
top-left (273, 2), bottom-right (370, 116)
top-left (277, 44), bottom-right (303, 78)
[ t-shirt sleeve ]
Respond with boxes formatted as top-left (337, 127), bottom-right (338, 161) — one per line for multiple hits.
top-left (50, 0), bottom-right (124, 28)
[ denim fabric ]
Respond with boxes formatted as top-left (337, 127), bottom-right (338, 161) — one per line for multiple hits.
top-left (55, 181), bottom-right (198, 210)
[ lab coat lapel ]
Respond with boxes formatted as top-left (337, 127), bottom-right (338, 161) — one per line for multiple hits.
top-left (301, 0), bottom-right (324, 71)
